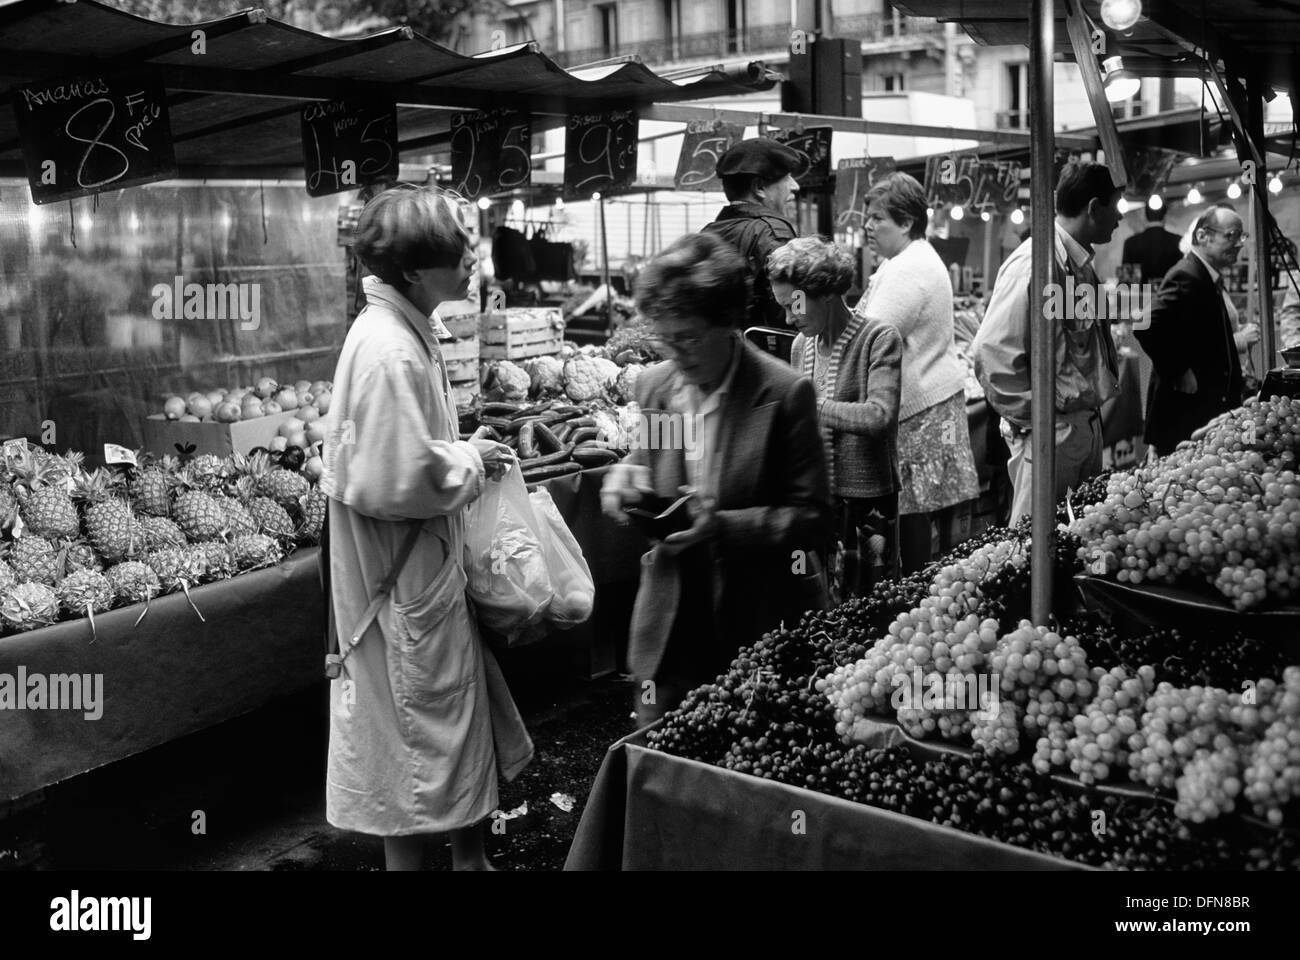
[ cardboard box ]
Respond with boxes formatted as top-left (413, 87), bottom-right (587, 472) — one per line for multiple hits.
top-left (141, 411), bottom-right (301, 458)
top-left (479, 308), bottom-right (565, 360)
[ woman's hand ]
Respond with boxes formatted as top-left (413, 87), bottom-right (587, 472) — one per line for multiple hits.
top-left (470, 438), bottom-right (516, 481)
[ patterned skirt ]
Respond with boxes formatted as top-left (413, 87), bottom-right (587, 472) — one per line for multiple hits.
top-left (897, 391), bottom-right (981, 515)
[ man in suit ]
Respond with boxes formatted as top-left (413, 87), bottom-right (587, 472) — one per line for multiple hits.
top-left (601, 232), bottom-right (833, 724)
top-left (1121, 200), bottom-right (1183, 283)
top-left (702, 138), bottom-right (806, 330)
top-left (1135, 204), bottom-right (1258, 455)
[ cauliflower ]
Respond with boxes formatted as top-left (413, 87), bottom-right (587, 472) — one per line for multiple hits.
top-left (590, 407), bottom-right (625, 448)
top-left (484, 360), bottom-right (530, 402)
top-left (589, 356), bottom-right (619, 386)
top-left (524, 355), bottom-right (564, 397)
top-left (563, 357), bottom-right (606, 402)
top-left (611, 363), bottom-right (645, 404)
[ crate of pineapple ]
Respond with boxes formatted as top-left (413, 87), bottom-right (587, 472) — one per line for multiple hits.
top-left (479, 308), bottom-right (565, 361)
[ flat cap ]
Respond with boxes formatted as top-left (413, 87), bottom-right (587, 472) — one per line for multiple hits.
top-left (715, 137), bottom-right (810, 181)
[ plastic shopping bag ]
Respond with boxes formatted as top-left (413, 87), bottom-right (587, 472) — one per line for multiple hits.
top-left (528, 486), bottom-right (595, 628)
top-left (465, 465), bottom-right (552, 640)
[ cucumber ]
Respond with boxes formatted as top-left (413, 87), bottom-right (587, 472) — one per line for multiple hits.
top-left (519, 449), bottom-right (571, 469)
top-left (552, 422), bottom-right (574, 444)
top-left (533, 421), bottom-right (564, 454)
top-left (517, 421), bottom-right (539, 460)
top-left (511, 401), bottom-right (553, 420)
top-left (571, 445), bottom-right (620, 467)
top-left (522, 462), bottom-right (582, 484)
top-left (479, 415), bottom-right (512, 431)
top-left (481, 402), bottom-right (524, 417)
top-left (569, 426), bottom-right (600, 445)
top-left (468, 426), bottom-right (493, 441)
top-left (502, 415), bottom-right (546, 436)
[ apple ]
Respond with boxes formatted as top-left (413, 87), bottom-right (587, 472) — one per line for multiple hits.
top-left (261, 400), bottom-right (282, 415)
top-left (294, 379), bottom-right (312, 395)
top-left (298, 406), bottom-right (320, 424)
top-left (214, 401), bottom-right (242, 423)
top-left (303, 456), bottom-right (324, 481)
top-left (273, 387), bottom-right (300, 410)
top-left (163, 396), bottom-right (187, 420)
top-left (278, 417), bottom-right (305, 439)
top-left (287, 431), bottom-right (308, 450)
top-left (255, 377), bottom-right (278, 399)
top-left (268, 436), bottom-right (288, 452)
top-left (305, 420), bottom-right (327, 445)
top-left (206, 390), bottom-right (225, 407)
top-left (180, 414), bottom-right (200, 422)
top-left (228, 387), bottom-right (248, 401)
top-left (187, 395), bottom-right (213, 419)
top-left (309, 380), bottom-right (329, 397)
top-left (313, 390), bottom-right (332, 415)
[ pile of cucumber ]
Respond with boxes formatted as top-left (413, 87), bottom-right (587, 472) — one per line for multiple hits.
top-left (459, 400), bottom-right (626, 485)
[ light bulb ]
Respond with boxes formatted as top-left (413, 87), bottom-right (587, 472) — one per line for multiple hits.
top-left (1010, 208), bottom-right (1025, 225)
top-left (980, 210), bottom-right (991, 222)
top-left (1185, 186), bottom-right (1202, 205)
top-left (554, 198), bottom-right (565, 211)
top-left (1147, 194), bottom-right (1163, 211)
top-left (1117, 197), bottom-right (1132, 214)
top-left (1100, 0), bottom-right (1142, 32)
top-left (1227, 181), bottom-right (1243, 200)
top-left (592, 191), bottom-right (602, 201)
top-left (1269, 175), bottom-right (1283, 195)
top-left (128, 212), bottom-right (141, 232)
top-left (476, 196), bottom-right (491, 209)
top-left (951, 205), bottom-right (965, 221)
top-left (926, 208), bottom-right (934, 218)
top-left (510, 199), bottom-right (526, 218)
top-left (1102, 57), bottom-right (1141, 102)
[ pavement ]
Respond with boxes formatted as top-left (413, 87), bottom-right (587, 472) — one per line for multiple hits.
top-left (9, 642), bottom-right (636, 871)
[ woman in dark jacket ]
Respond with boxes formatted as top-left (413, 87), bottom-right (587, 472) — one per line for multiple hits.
top-left (769, 236), bottom-right (903, 597)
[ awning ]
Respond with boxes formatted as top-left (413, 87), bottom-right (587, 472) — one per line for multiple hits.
top-left (0, 0), bottom-right (779, 179)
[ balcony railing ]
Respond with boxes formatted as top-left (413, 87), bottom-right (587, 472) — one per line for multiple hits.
top-left (552, 14), bottom-right (945, 69)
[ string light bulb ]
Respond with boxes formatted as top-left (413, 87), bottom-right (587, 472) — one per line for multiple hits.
top-left (1268, 174), bottom-right (1283, 195)
top-left (980, 210), bottom-right (992, 222)
top-left (1147, 194), bottom-right (1163, 211)
top-left (476, 196), bottom-right (491, 209)
top-left (1185, 185), bottom-right (1202, 205)
top-left (1100, 0), bottom-right (1143, 32)
top-left (1227, 181), bottom-right (1243, 200)
top-left (1010, 207), bottom-right (1025, 225)
top-left (1117, 197), bottom-right (1132, 214)
top-left (950, 205), bottom-right (965, 221)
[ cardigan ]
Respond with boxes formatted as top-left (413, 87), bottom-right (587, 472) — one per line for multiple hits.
top-left (792, 310), bottom-right (901, 499)
top-left (856, 238), bottom-right (966, 420)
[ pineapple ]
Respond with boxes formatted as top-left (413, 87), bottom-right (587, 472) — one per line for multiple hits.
top-left (12, 450), bottom-right (79, 540)
top-left (236, 477), bottom-right (295, 539)
top-left (75, 469), bottom-right (139, 562)
top-left (129, 462), bottom-right (176, 517)
top-left (187, 454), bottom-right (227, 493)
top-left (0, 558), bottom-right (16, 591)
top-left (0, 480), bottom-right (17, 531)
top-left (299, 486), bottom-right (327, 543)
top-left (105, 560), bottom-right (160, 606)
top-left (146, 545), bottom-right (206, 621)
top-left (230, 533), bottom-right (283, 571)
top-left (253, 452), bottom-right (309, 509)
top-left (58, 568), bottom-right (114, 641)
top-left (216, 495), bottom-right (258, 538)
top-left (138, 514), bottom-right (187, 550)
top-left (173, 469), bottom-right (228, 542)
top-left (0, 581), bottom-right (59, 632)
top-left (63, 541), bottom-right (103, 574)
top-left (8, 535), bottom-right (61, 586)
top-left (192, 541), bottom-right (234, 582)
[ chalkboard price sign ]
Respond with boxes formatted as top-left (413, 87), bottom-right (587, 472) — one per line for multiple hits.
top-left (450, 108), bottom-right (532, 199)
top-left (301, 99), bottom-right (398, 198)
top-left (674, 120), bottom-right (744, 191)
top-left (832, 156), bottom-right (896, 230)
top-left (771, 126), bottom-right (833, 190)
top-left (12, 69), bottom-right (177, 204)
top-left (563, 108), bottom-right (638, 200)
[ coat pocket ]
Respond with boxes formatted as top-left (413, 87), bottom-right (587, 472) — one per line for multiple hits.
top-left (391, 562), bottom-right (477, 703)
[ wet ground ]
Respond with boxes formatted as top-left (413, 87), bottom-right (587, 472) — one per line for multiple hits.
top-left (9, 642), bottom-right (635, 871)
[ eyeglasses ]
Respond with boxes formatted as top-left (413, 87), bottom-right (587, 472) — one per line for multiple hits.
top-left (1204, 228), bottom-right (1247, 242)
top-left (649, 334), bottom-right (707, 353)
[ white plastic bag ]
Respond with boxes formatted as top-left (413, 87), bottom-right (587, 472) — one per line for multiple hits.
top-left (528, 487), bottom-right (595, 628)
top-left (465, 466), bottom-right (552, 639)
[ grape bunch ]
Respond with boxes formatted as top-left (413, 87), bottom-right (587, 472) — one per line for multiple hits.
top-left (1126, 683), bottom-right (1238, 791)
top-left (1059, 470), bottom-right (1115, 524)
top-left (1032, 664), bottom-right (1155, 784)
top-left (1175, 747), bottom-right (1246, 823)
top-left (1240, 667), bottom-right (1300, 825)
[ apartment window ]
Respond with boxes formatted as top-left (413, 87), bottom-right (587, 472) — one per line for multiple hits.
top-left (883, 73), bottom-right (905, 92)
top-left (596, 3), bottom-right (618, 57)
top-left (1004, 62), bottom-right (1028, 129)
top-left (503, 14), bottom-right (533, 46)
top-left (725, 0), bottom-right (748, 55)
top-left (662, 0), bottom-right (682, 60)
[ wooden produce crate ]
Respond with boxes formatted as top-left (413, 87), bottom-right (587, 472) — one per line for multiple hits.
top-left (440, 317), bottom-right (480, 410)
top-left (479, 308), bottom-right (565, 360)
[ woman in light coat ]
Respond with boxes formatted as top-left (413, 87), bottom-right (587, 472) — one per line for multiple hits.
top-left (321, 186), bottom-right (531, 871)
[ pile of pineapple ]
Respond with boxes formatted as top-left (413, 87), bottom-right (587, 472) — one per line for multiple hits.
top-left (0, 445), bottom-right (326, 636)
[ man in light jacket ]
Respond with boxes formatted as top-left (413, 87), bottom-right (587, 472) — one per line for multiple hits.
top-left (972, 162), bottom-right (1122, 524)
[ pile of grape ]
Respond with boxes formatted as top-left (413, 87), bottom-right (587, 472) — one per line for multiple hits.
top-left (1071, 396), bottom-right (1300, 610)
top-left (1032, 663), bottom-right (1155, 784)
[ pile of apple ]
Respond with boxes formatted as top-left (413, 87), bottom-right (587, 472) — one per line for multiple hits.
top-left (160, 378), bottom-right (333, 425)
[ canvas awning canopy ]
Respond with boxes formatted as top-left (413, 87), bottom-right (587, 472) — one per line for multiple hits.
top-left (0, 0), bottom-right (779, 179)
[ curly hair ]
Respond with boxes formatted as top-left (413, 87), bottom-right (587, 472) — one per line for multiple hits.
top-left (865, 172), bottom-right (929, 240)
top-left (353, 185), bottom-right (472, 288)
top-left (634, 232), bottom-right (750, 328)
top-left (766, 236), bottom-right (856, 298)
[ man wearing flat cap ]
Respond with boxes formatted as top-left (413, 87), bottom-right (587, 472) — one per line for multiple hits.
top-left (702, 137), bottom-right (807, 330)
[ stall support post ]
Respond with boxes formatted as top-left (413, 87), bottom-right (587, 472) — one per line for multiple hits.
top-left (982, 213), bottom-right (996, 294)
top-left (600, 193), bottom-right (612, 337)
top-left (1247, 74), bottom-right (1275, 372)
top-left (1029, 0), bottom-right (1057, 626)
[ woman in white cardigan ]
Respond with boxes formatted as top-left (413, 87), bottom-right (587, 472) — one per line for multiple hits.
top-left (857, 173), bottom-right (979, 571)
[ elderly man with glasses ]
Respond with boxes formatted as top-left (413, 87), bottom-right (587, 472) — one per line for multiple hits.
top-left (1135, 203), bottom-right (1257, 455)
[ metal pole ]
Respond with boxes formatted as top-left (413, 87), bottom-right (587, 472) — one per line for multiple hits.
top-left (983, 212), bottom-right (996, 295)
top-left (599, 193), bottom-right (612, 336)
top-left (1029, 0), bottom-right (1056, 626)
top-left (1247, 75), bottom-right (1275, 373)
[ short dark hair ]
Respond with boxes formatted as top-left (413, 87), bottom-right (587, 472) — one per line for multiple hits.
top-left (353, 185), bottom-right (471, 288)
top-left (1055, 162), bottom-right (1120, 218)
top-left (1144, 202), bottom-right (1167, 223)
top-left (865, 172), bottom-right (928, 239)
top-left (634, 232), bottom-right (750, 328)
top-left (1192, 203), bottom-right (1238, 245)
top-left (722, 172), bottom-right (772, 202)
